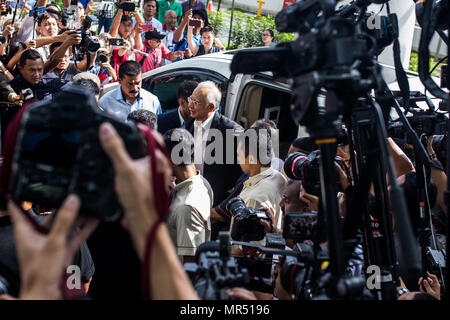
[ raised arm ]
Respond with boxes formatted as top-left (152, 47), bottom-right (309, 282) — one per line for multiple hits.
top-left (109, 8), bottom-right (124, 38)
top-left (387, 137), bottom-right (415, 178)
top-left (133, 10), bottom-right (145, 26)
top-left (173, 9), bottom-right (191, 44)
top-left (133, 24), bottom-right (143, 51)
top-left (186, 24), bottom-right (199, 56)
top-left (44, 32), bottom-right (82, 74)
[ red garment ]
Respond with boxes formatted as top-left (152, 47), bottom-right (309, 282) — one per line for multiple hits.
top-left (111, 48), bottom-right (128, 78)
top-left (135, 43), bottom-right (172, 73)
top-left (98, 71), bottom-right (108, 83)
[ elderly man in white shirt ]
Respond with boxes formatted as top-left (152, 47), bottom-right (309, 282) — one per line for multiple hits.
top-left (163, 128), bottom-right (213, 263)
top-left (99, 60), bottom-right (161, 121)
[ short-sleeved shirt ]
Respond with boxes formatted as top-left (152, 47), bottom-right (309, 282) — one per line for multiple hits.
top-left (135, 43), bottom-right (172, 73)
top-left (98, 86), bottom-right (162, 121)
top-left (167, 173), bottom-right (213, 262)
top-left (158, 0), bottom-right (183, 24)
top-left (238, 167), bottom-right (287, 230)
top-left (182, 0), bottom-right (207, 16)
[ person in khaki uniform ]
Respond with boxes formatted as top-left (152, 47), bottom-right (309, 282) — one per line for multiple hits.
top-left (163, 128), bottom-right (213, 263)
top-left (235, 127), bottom-right (288, 231)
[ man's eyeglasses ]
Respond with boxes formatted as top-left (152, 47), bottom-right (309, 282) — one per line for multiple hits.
top-left (262, 33), bottom-right (271, 37)
top-left (188, 97), bottom-right (201, 106)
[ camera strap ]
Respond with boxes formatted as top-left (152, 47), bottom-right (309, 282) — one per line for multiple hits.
top-left (139, 125), bottom-right (172, 300)
top-left (387, 10), bottom-right (411, 112)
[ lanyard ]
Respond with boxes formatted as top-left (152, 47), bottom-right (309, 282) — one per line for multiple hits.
top-left (151, 50), bottom-right (159, 69)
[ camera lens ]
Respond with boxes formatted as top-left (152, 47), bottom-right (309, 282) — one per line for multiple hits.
top-left (226, 197), bottom-right (246, 217)
top-left (96, 52), bottom-right (108, 64)
top-left (283, 152), bottom-right (308, 180)
top-left (86, 38), bottom-right (101, 54)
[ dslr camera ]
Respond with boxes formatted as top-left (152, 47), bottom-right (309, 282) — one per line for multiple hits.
top-left (227, 197), bottom-right (271, 242)
top-left (284, 150), bottom-right (349, 197)
top-left (117, 1), bottom-right (136, 12)
top-left (9, 86), bottom-right (146, 221)
top-left (73, 15), bottom-right (101, 60)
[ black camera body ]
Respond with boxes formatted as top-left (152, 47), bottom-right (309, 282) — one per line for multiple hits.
top-left (118, 1), bottom-right (136, 12)
top-left (73, 15), bottom-right (100, 60)
top-left (9, 86), bottom-right (146, 221)
top-left (96, 52), bottom-right (108, 64)
top-left (227, 198), bottom-right (271, 242)
top-left (284, 150), bottom-right (349, 197)
top-left (184, 232), bottom-right (250, 300)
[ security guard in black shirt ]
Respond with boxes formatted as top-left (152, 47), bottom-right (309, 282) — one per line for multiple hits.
top-left (9, 49), bottom-right (65, 102)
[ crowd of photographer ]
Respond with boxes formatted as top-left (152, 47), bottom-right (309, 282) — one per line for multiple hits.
top-left (0, 0), bottom-right (223, 106)
top-left (0, 0), bottom-right (447, 303)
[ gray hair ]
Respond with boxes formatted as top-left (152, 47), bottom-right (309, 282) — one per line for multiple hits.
top-left (197, 81), bottom-right (222, 111)
top-left (165, 9), bottom-right (177, 18)
top-left (73, 72), bottom-right (101, 88)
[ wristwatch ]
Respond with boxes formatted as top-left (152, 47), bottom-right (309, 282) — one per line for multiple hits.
top-left (397, 287), bottom-right (410, 298)
top-left (430, 153), bottom-right (437, 160)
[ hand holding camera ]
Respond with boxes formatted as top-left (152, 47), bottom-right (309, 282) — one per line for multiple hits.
top-left (109, 38), bottom-right (125, 47)
top-left (257, 207), bottom-right (281, 235)
top-left (2, 25), bottom-right (14, 38)
top-left (299, 188), bottom-right (319, 212)
top-left (227, 198), bottom-right (271, 242)
top-left (25, 39), bottom-right (36, 50)
top-left (65, 32), bottom-right (82, 46)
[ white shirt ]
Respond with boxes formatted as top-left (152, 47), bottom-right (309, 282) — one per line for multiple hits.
top-left (167, 173), bottom-right (213, 262)
top-left (193, 112), bottom-right (215, 174)
top-left (178, 107), bottom-right (185, 128)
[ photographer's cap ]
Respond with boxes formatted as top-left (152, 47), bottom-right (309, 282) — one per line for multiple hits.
top-left (144, 30), bottom-right (166, 40)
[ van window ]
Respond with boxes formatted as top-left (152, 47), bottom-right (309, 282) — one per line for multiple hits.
top-left (142, 71), bottom-right (228, 113)
top-left (236, 84), bottom-right (298, 159)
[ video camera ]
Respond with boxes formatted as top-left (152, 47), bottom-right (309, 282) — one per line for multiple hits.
top-left (227, 197), bottom-right (271, 242)
top-left (185, 232), bottom-right (295, 298)
top-left (388, 91), bottom-right (448, 142)
top-left (184, 232), bottom-right (251, 300)
top-left (8, 86), bottom-right (147, 221)
top-left (283, 150), bottom-right (349, 197)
